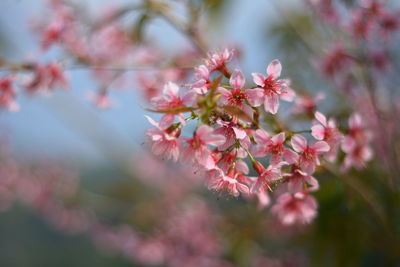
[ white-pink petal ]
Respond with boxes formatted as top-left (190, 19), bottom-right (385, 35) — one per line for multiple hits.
top-left (311, 141), bottom-right (330, 153)
top-left (245, 88), bottom-right (264, 106)
top-left (311, 124), bottom-right (325, 140)
top-left (264, 94), bottom-right (279, 114)
top-left (315, 111), bottom-right (327, 126)
top-left (266, 59), bottom-right (282, 79)
top-left (251, 73), bottom-right (265, 87)
top-left (230, 69), bottom-right (245, 90)
top-left (163, 81), bottom-right (179, 97)
top-left (291, 134), bottom-right (308, 152)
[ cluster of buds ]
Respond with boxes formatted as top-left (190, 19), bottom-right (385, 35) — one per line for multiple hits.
top-left (145, 49), bottom-right (373, 225)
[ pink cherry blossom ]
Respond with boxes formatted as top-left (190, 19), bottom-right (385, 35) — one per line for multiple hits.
top-left (41, 21), bottom-right (64, 50)
top-left (191, 65), bottom-right (211, 94)
top-left (342, 144), bottom-right (373, 171)
top-left (26, 62), bottom-right (67, 93)
top-left (214, 120), bottom-right (250, 151)
top-left (0, 77), bottom-right (19, 111)
top-left (252, 60), bottom-right (295, 114)
top-left (205, 48), bottom-right (234, 72)
top-left (292, 92), bottom-right (325, 116)
top-left (181, 125), bottom-right (226, 170)
top-left (291, 134), bottom-right (330, 174)
top-left (218, 69), bottom-right (263, 116)
top-left (284, 166), bottom-right (319, 193)
top-left (271, 191), bottom-right (318, 225)
top-left (250, 161), bottom-right (284, 194)
top-left (207, 167), bottom-right (249, 197)
top-left (252, 130), bottom-right (299, 165)
top-left (311, 111), bottom-right (343, 162)
top-left (145, 115), bottom-right (181, 162)
top-left (341, 113), bottom-right (373, 170)
top-left (151, 82), bottom-right (195, 128)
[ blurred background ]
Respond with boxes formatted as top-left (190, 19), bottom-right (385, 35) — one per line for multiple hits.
top-left (0, 0), bottom-right (400, 266)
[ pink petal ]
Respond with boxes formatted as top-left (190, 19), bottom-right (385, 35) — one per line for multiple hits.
top-left (198, 125), bottom-right (226, 146)
top-left (145, 115), bottom-right (160, 128)
top-left (230, 69), bottom-right (245, 90)
top-left (182, 90), bottom-right (197, 106)
top-left (196, 125), bottom-right (212, 139)
top-left (341, 136), bottom-right (356, 153)
top-left (245, 88), bottom-right (264, 106)
top-left (197, 148), bottom-right (216, 169)
top-left (270, 154), bottom-right (282, 166)
top-left (280, 87), bottom-right (295, 102)
top-left (236, 183), bottom-right (250, 195)
top-left (266, 59), bottom-right (282, 79)
top-left (236, 160), bottom-right (249, 174)
top-left (311, 141), bottom-right (330, 153)
top-left (251, 73), bottom-right (265, 87)
top-left (315, 111), bottom-right (327, 126)
top-left (272, 132), bottom-right (285, 144)
top-left (311, 124), bottom-right (325, 140)
top-left (195, 65), bottom-right (209, 79)
top-left (254, 129), bottom-right (270, 144)
top-left (306, 176), bottom-right (319, 191)
top-left (217, 87), bottom-right (231, 104)
top-left (291, 134), bottom-right (307, 152)
top-left (288, 178), bottom-right (303, 193)
top-left (283, 149), bottom-right (299, 164)
top-left (163, 82), bottom-right (179, 97)
top-left (232, 127), bottom-right (247, 139)
top-left (256, 190), bottom-right (270, 209)
top-left (264, 93), bottom-right (279, 114)
top-left (301, 160), bottom-right (315, 174)
top-left (159, 114), bottom-right (175, 129)
top-left (349, 113), bottom-right (362, 129)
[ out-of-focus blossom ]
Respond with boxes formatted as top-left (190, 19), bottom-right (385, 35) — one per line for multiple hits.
top-left (271, 191), bottom-right (318, 225)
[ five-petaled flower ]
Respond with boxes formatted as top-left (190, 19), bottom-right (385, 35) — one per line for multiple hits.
top-left (291, 134), bottom-right (330, 174)
top-left (252, 59), bottom-right (295, 114)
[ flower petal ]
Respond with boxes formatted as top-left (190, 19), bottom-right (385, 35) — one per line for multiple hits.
top-left (230, 69), bottom-right (245, 90)
top-left (266, 59), bottom-right (282, 79)
top-left (291, 134), bottom-right (307, 152)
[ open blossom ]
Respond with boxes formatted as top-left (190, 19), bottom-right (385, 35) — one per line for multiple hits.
top-left (214, 119), bottom-right (250, 151)
top-left (345, 113), bottom-right (372, 146)
top-left (311, 111), bottom-right (343, 162)
top-left (251, 161), bottom-right (284, 194)
top-left (41, 21), bottom-right (64, 50)
top-left (151, 82), bottom-right (195, 128)
top-left (291, 134), bottom-right (330, 174)
top-left (191, 65), bottom-right (211, 94)
top-left (181, 125), bottom-right (226, 170)
top-left (217, 69), bottom-right (263, 117)
top-left (342, 144), bottom-right (373, 171)
top-left (341, 113), bottom-right (373, 170)
top-left (206, 48), bottom-right (234, 72)
top-left (284, 166), bottom-right (319, 193)
top-left (0, 77), bottom-right (19, 111)
top-left (271, 191), bottom-right (318, 225)
top-left (252, 130), bottom-right (298, 165)
top-left (207, 167), bottom-right (249, 197)
top-left (145, 116), bottom-right (181, 162)
top-left (292, 92), bottom-right (325, 116)
top-left (26, 62), bottom-right (67, 93)
top-left (252, 60), bottom-right (295, 114)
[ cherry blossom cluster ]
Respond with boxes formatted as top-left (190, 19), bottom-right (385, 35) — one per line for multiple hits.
top-left (306, 0), bottom-right (400, 187)
top-left (145, 49), bottom-right (373, 225)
